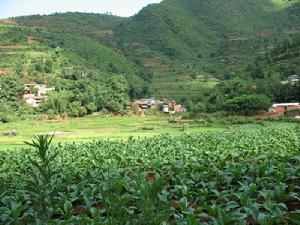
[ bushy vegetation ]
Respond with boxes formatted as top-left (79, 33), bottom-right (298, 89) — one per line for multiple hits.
top-left (187, 34), bottom-right (300, 115)
top-left (117, 0), bottom-right (300, 76)
top-left (0, 0), bottom-right (300, 118)
top-left (38, 74), bottom-right (130, 117)
top-left (1, 128), bottom-right (299, 224)
top-left (0, 19), bottom-right (152, 117)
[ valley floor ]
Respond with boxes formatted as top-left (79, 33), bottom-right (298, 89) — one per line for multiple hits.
top-left (0, 115), bottom-right (221, 149)
top-left (0, 114), bottom-right (297, 150)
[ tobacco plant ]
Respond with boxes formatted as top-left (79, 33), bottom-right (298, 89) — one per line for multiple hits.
top-left (0, 128), bottom-right (300, 224)
top-left (24, 135), bottom-right (59, 224)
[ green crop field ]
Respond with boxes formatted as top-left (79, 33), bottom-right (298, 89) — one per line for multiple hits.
top-left (0, 115), bottom-right (225, 149)
top-left (1, 127), bottom-right (299, 224)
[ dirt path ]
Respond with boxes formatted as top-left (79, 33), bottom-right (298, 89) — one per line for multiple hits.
top-left (0, 52), bottom-right (19, 55)
top-left (0, 45), bottom-right (27, 49)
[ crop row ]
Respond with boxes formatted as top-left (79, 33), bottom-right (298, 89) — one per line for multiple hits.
top-left (0, 127), bottom-right (299, 224)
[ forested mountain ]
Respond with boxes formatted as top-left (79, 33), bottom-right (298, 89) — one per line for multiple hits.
top-left (117, 0), bottom-right (300, 73)
top-left (248, 34), bottom-right (300, 80)
top-left (0, 0), bottom-right (299, 119)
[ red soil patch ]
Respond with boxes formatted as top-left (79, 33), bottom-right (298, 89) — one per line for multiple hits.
top-left (172, 201), bottom-right (180, 209)
top-left (0, 70), bottom-right (10, 75)
top-left (285, 198), bottom-right (300, 212)
top-left (73, 205), bottom-right (86, 215)
top-left (254, 112), bottom-right (283, 119)
top-left (27, 36), bottom-right (35, 43)
top-left (143, 58), bottom-right (157, 67)
top-left (0, 19), bottom-right (17, 25)
top-left (94, 29), bottom-right (114, 37)
top-left (145, 171), bottom-right (156, 181)
top-left (247, 217), bottom-right (255, 225)
top-left (258, 31), bottom-right (269, 38)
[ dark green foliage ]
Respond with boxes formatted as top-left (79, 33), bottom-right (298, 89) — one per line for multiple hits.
top-left (248, 34), bottom-right (300, 80)
top-left (205, 78), bottom-right (255, 113)
top-left (117, 0), bottom-right (300, 75)
top-left (40, 74), bottom-right (130, 116)
top-left (0, 75), bottom-right (36, 122)
top-left (0, 100), bottom-right (13, 123)
top-left (245, 34), bottom-right (300, 103)
top-left (0, 0), bottom-right (300, 115)
top-left (104, 75), bottom-right (130, 113)
top-left (16, 12), bottom-right (125, 37)
top-left (224, 94), bottom-right (271, 116)
top-left (285, 109), bottom-right (300, 117)
top-left (0, 26), bottom-right (28, 44)
top-left (0, 74), bottom-right (23, 106)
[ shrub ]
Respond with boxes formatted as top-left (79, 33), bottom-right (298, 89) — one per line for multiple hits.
top-left (141, 127), bottom-right (154, 131)
top-left (224, 94), bottom-right (271, 116)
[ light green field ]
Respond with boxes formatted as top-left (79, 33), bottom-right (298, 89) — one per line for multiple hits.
top-left (0, 115), bottom-right (225, 149)
top-left (0, 114), bottom-right (297, 150)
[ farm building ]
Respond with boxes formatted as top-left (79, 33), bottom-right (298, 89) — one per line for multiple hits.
top-left (21, 84), bottom-right (54, 107)
top-left (133, 98), bottom-right (186, 114)
top-left (134, 98), bottom-right (161, 111)
top-left (163, 101), bottom-right (186, 114)
top-left (23, 84), bottom-right (55, 96)
top-left (268, 103), bottom-right (300, 113)
top-left (25, 96), bottom-right (45, 108)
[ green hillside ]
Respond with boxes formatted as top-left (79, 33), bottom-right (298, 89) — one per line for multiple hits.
top-left (269, 35), bottom-right (300, 75)
top-left (116, 0), bottom-right (300, 98)
top-left (248, 34), bottom-right (300, 78)
top-left (0, 0), bottom-right (300, 103)
top-left (0, 15), bottom-right (138, 75)
top-left (0, 15), bottom-right (149, 120)
top-left (117, 0), bottom-right (300, 60)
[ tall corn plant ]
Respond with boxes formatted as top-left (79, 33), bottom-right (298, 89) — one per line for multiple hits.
top-left (25, 135), bottom-right (59, 225)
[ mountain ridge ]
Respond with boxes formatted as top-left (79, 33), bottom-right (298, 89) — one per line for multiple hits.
top-left (0, 0), bottom-right (300, 100)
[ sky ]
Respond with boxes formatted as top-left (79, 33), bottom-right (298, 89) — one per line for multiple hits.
top-left (0, 0), bottom-right (162, 19)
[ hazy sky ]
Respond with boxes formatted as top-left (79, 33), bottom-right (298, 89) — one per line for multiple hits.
top-left (0, 0), bottom-right (162, 19)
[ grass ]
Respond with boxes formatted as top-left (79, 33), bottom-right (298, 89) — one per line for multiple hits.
top-left (0, 114), bottom-right (297, 150)
top-left (0, 114), bottom-right (225, 149)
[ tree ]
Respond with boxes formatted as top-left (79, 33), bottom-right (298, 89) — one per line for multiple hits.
top-left (191, 103), bottom-right (206, 113)
top-left (40, 91), bottom-right (70, 115)
top-left (0, 100), bottom-right (13, 123)
top-left (127, 75), bottom-right (147, 99)
top-left (0, 75), bottom-right (23, 106)
top-left (224, 94), bottom-right (271, 116)
top-left (68, 101), bottom-right (87, 117)
top-left (105, 75), bottom-right (129, 114)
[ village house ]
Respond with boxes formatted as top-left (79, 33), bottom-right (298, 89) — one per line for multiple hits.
top-left (163, 101), bottom-right (186, 114)
top-left (134, 98), bottom-right (161, 111)
top-left (25, 96), bottom-right (45, 108)
top-left (21, 84), bottom-right (55, 107)
top-left (281, 74), bottom-right (299, 85)
top-left (268, 103), bottom-right (300, 113)
top-left (24, 84), bottom-right (55, 96)
top-left (133, 98), bottom-right (186, 114)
